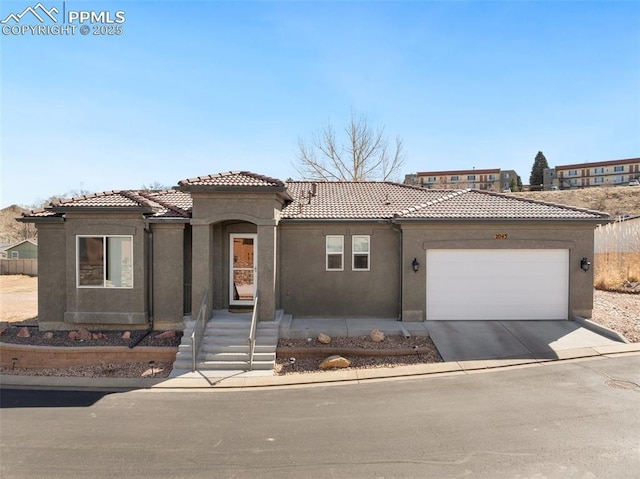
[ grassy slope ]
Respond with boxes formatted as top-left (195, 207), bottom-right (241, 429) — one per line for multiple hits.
top-left (513, 187), bottom-right (640, 217)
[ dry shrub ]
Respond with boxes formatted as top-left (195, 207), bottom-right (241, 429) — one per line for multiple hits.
top-left (594, 252), bottom-right (640, 292)
top-left (594, 218), bottom-right (640, 292)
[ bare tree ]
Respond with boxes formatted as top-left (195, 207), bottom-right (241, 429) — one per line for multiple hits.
top-left (140, 181), bottom-right (170, 191)
top-left (294, 112), bottom-right (405, 182)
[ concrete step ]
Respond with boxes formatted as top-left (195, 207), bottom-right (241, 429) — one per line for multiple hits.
top-left (200, 344), bottom-right (275, 354)
top-left (198, 360), bottom-right (274, 371)
top-left (202, 331), bottom-right (278, 344)
top-left (201, 352), bottom-right (275, 362)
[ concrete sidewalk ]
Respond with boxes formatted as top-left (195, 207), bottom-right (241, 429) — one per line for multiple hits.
top-left (3, 343), bottom-right (639, 391)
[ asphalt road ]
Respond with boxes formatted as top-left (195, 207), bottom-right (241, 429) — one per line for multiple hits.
top-left (2, 355), bottom-right (639, 478)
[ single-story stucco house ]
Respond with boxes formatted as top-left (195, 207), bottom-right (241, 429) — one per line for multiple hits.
top-left (20, 171), bottom-right (610, 333)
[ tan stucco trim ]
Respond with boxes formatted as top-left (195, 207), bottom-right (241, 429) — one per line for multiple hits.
top-left (191, 213), bottom-right (278, 227)
top-left (421, 239), bottom-right (576, 250)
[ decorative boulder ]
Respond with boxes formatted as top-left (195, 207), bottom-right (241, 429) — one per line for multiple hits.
top-left (319, 355), bottom-right (351, 370)
top-left (78, 327), bottom-right (92, 341)
top-left (17, 327), bottom-right (31, 338)
top-left (154, 330), bottom-right (176, 340)
top-left (317, 333), bottom-right (331, 344)
top-left (369, 329), bottom-right (385, 342)
top-left (68, 331), bottom-right (78, 340)
top-left (121, 331), bottom-right (131, 340)
top-left (43, 332), bottom-right (54, 340)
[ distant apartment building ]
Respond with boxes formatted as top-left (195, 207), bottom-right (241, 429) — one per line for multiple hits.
top-left (548, 158), bottom-right (640, 190)
top-left (405, 168), bottom-right (518, 192)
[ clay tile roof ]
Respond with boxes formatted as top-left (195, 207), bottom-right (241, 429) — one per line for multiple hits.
top-left (281, 181), bottom-right (460, 219)
top-left (52, 191), bottom-right (144, 208)
top-left (23, 189), bottom-right (193, 220)
top-left (281, 182), bottom-right (609, 221)
top-left (178, 171), bottom-right (285, 188)
top-left (22, 208), bottom-right (59, 218)
top-left (395, 189), bottom-right (610, 220)
top-left (140, 190), bottom-right (192, 218)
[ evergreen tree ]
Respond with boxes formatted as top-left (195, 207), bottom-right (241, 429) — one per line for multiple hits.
top-left (529, 151), bottom-right (549, 189)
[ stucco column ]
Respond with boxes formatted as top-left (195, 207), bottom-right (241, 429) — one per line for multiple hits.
top-left (257, 223), bottom-right (277, 321)
top-left (152, 223), bottom-right (185, 330)
top-left (36, 222), bottom-right (67, 330)
top-left (401, 226), bottom-right (427, 321)
top-left (191, 223), bottom-right (213, 320)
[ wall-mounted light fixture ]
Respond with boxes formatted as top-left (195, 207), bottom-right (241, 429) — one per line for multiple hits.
top-left (580, 257), bottom-right (591, 272)
top-left (412, 258), bottom-right (420, 273)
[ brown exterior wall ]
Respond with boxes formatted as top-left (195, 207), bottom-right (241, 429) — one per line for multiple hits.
top-left (400, 221), bottom-right (596, 321)
top-left (36, 223), bottom-right (66, 329)
top-left (190, 191), bottom-right (284, 321)
top-left (278, 222), bottom-right (401, 318)
top-left (151, 223), bottom-right (185, 329)
top-left (63, 214), bottom-right (148, 328)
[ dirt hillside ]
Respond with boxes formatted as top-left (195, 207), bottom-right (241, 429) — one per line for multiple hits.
top-left (0, 205), bottom-right (36, 245)
top-left (513, 187), bottom-right (640, 217)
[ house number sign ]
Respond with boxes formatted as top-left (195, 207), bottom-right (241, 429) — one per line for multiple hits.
top-left (494, 233), bottom-right (508, 240)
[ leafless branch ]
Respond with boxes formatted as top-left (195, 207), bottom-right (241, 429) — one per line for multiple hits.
top-left (294, 112), bottom-right (406, 182)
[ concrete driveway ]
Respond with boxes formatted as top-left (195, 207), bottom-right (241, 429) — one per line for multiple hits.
top-left (426, 320), bottom-right (622, 362)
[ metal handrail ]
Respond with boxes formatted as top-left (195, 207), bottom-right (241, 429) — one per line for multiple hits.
top-left (191, 289), bottom-right (209, 372)
top-left (248, 294), bottom-right (259, 370)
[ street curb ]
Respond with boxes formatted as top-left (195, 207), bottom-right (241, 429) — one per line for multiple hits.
top-left (573, 316), bottom-right (630, 343)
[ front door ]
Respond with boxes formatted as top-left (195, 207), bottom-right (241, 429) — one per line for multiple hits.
top-left (230, 234), bottom-right (257, 306)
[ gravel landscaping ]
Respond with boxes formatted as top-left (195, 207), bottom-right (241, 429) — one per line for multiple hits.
top-left (591, 290), bottom-right (640, 343)
top-left (1, 290), bottom-right (637, 378)
top-left (275, 335), bottom-right (443, 375)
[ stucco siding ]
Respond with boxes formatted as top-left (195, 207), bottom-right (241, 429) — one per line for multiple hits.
top-left (152, 223), bottom-right (185, 329)
top-left (62, 213), bottom-right (148, 329)
top-left (36, 223), bottom-right (66, 329)
top-left (400, 221), bottom-right (596, 320)
top-left (278, 222), bottom-right (401, 318)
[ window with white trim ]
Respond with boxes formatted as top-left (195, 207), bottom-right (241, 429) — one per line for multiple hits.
top-left (568, 170), bottom-right (578, 177)
top-left (594, 167), bottom-right (605, 174)
top-left (593, 177), bottom-right (604, 184)
top-left (450, 176), bottom-right (458, 182)
top-left (11, 251), bottom-right (19, 259)
top-left (467, 175), bottom-right (476, 181)
top-left (326, 235), bottom-right (344, 271)
top-left (77, 235), bottom-right (133, 288)
top-left (352, 235), bottom-right (370, 271)
top-left (614, 166), bottom-right (624, 172)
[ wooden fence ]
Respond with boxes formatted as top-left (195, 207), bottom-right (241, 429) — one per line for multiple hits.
top-left (0, 259), bottom-right (38, 276)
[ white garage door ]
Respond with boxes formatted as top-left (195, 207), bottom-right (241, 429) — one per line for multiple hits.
top-left (426, 249), bottom-right (569, 320)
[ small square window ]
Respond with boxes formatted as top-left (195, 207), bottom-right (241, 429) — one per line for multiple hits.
top-left (326, 235), bottom-right (344, 271)
top-left (451, 176), bottom-right (458, 182)
top-left (352, 235), bottom-right (370, 271)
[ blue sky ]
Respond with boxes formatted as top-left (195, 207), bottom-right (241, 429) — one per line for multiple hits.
top-left (1, 0), bottom-right (639, 208)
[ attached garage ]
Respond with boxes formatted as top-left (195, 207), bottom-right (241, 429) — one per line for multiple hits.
top-left (426, 249), bottom-right (569, 320)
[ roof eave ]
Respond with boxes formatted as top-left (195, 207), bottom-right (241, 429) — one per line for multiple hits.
top-left (178, 184), bottom-right (288, 193)
top-left (145, 217), bottom-right (192, 224)
top-left (18, 215), bottom-right (64, 224)
top-left (393, 216), bottom-right (612, 223)
top-left (49, 206), bottom-right (153, 214)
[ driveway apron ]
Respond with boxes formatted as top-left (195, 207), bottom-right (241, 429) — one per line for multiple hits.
top-left (426, 320), bottom-right (621, 362)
